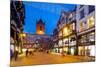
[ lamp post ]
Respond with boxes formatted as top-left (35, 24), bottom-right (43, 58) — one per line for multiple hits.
top-left (21, 33), bottom-right (26, 47)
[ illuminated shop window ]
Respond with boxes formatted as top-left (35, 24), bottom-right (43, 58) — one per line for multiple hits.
top-left (85, 45), bottom-right (95, 56)
top-left (78, 46), bottom-right (85, 55)
top-left (54, 48), bottom-right (58, 53)
top-left (59, 48), bottom-right (63, 53)
top-left (71, 47), bottom-right (75, 55)
top-left (89, 45), bottom-right (95, 56)
top-left (87, 16), bottom-right (95, 28)
top-left (22, 48), bottom-right (27, 52)
top-left (63, 47), bottom-right (68, 52)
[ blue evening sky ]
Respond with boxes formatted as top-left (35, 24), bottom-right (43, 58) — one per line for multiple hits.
top-left (23, 1), bottom-right (76, 35)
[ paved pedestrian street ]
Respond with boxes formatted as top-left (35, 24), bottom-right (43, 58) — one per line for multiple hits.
top-left (10, 1), bottom-right (96, 67)
top-left (10, 52), bottom-right (95, 67)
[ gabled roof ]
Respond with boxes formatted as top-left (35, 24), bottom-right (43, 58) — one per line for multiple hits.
top-left (36, 19), bottom-right (45, 25)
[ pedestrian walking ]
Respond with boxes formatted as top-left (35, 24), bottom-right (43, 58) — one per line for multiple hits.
top-left (10, 49), bottom-right (13, 60)
top-left (26, 49), bottom-right (28, 57)
top-left (29, 51), bottom-right (33, 55)
top-left (14, 50), bottom-right (18, 61)
top-left (61, 50), bottom-right (65, 57)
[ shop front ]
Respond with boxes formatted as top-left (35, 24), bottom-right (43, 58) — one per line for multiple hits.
top-left (68, 35), bottom-right (77, 55)
top-left (78, 46), bottom-right (85, 56)
top-left (78, 45), bottom-right (95, 56)
top-left (58, 40), bottom-right (63, 53)
top-left (63, 38), bottom-right (68, 54)
top-left (78, 31), bottom-right (95, 57)
top-left (68, 47), bottom-right (76, 55)
top-left (61, 34), bottom-right (77, 55)
top-left (62, 47), bottom-right (68, 54)
top-left (59, 47), bottom-right (63, 53)
top-left (53, 47), bottom-right (59, 53)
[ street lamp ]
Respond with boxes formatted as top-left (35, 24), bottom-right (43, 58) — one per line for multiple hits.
top-left (22, 33), bottom-right (26, 37)
top-left (19, 33), bottom-right (26, 38)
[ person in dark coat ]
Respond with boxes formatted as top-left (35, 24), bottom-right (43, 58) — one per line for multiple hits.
top-left (10, 49), bottom-right (13, 60)
top-left (14, 50), bottom-right (18, 61)
top-left (26, 49), bottom-right (28, 57)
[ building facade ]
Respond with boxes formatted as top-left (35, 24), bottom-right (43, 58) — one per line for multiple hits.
top-left (76, 5), bottom-right (95, 57)
top-left (53, 10), bottom-right (77, 55)
top-left (23, 33), bottom-right (53, 51)
top-left (10, 0), bottom-right (25, 53)
top-left (22, 19), bottom-right (53, 51)
top-left (53, 5), bottom-right (95, 57)
top-left (52, 28), bottom-right (58, 53)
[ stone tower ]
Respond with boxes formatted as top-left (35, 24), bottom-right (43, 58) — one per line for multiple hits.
top-left (36, 19), bottom-right (45, 34)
